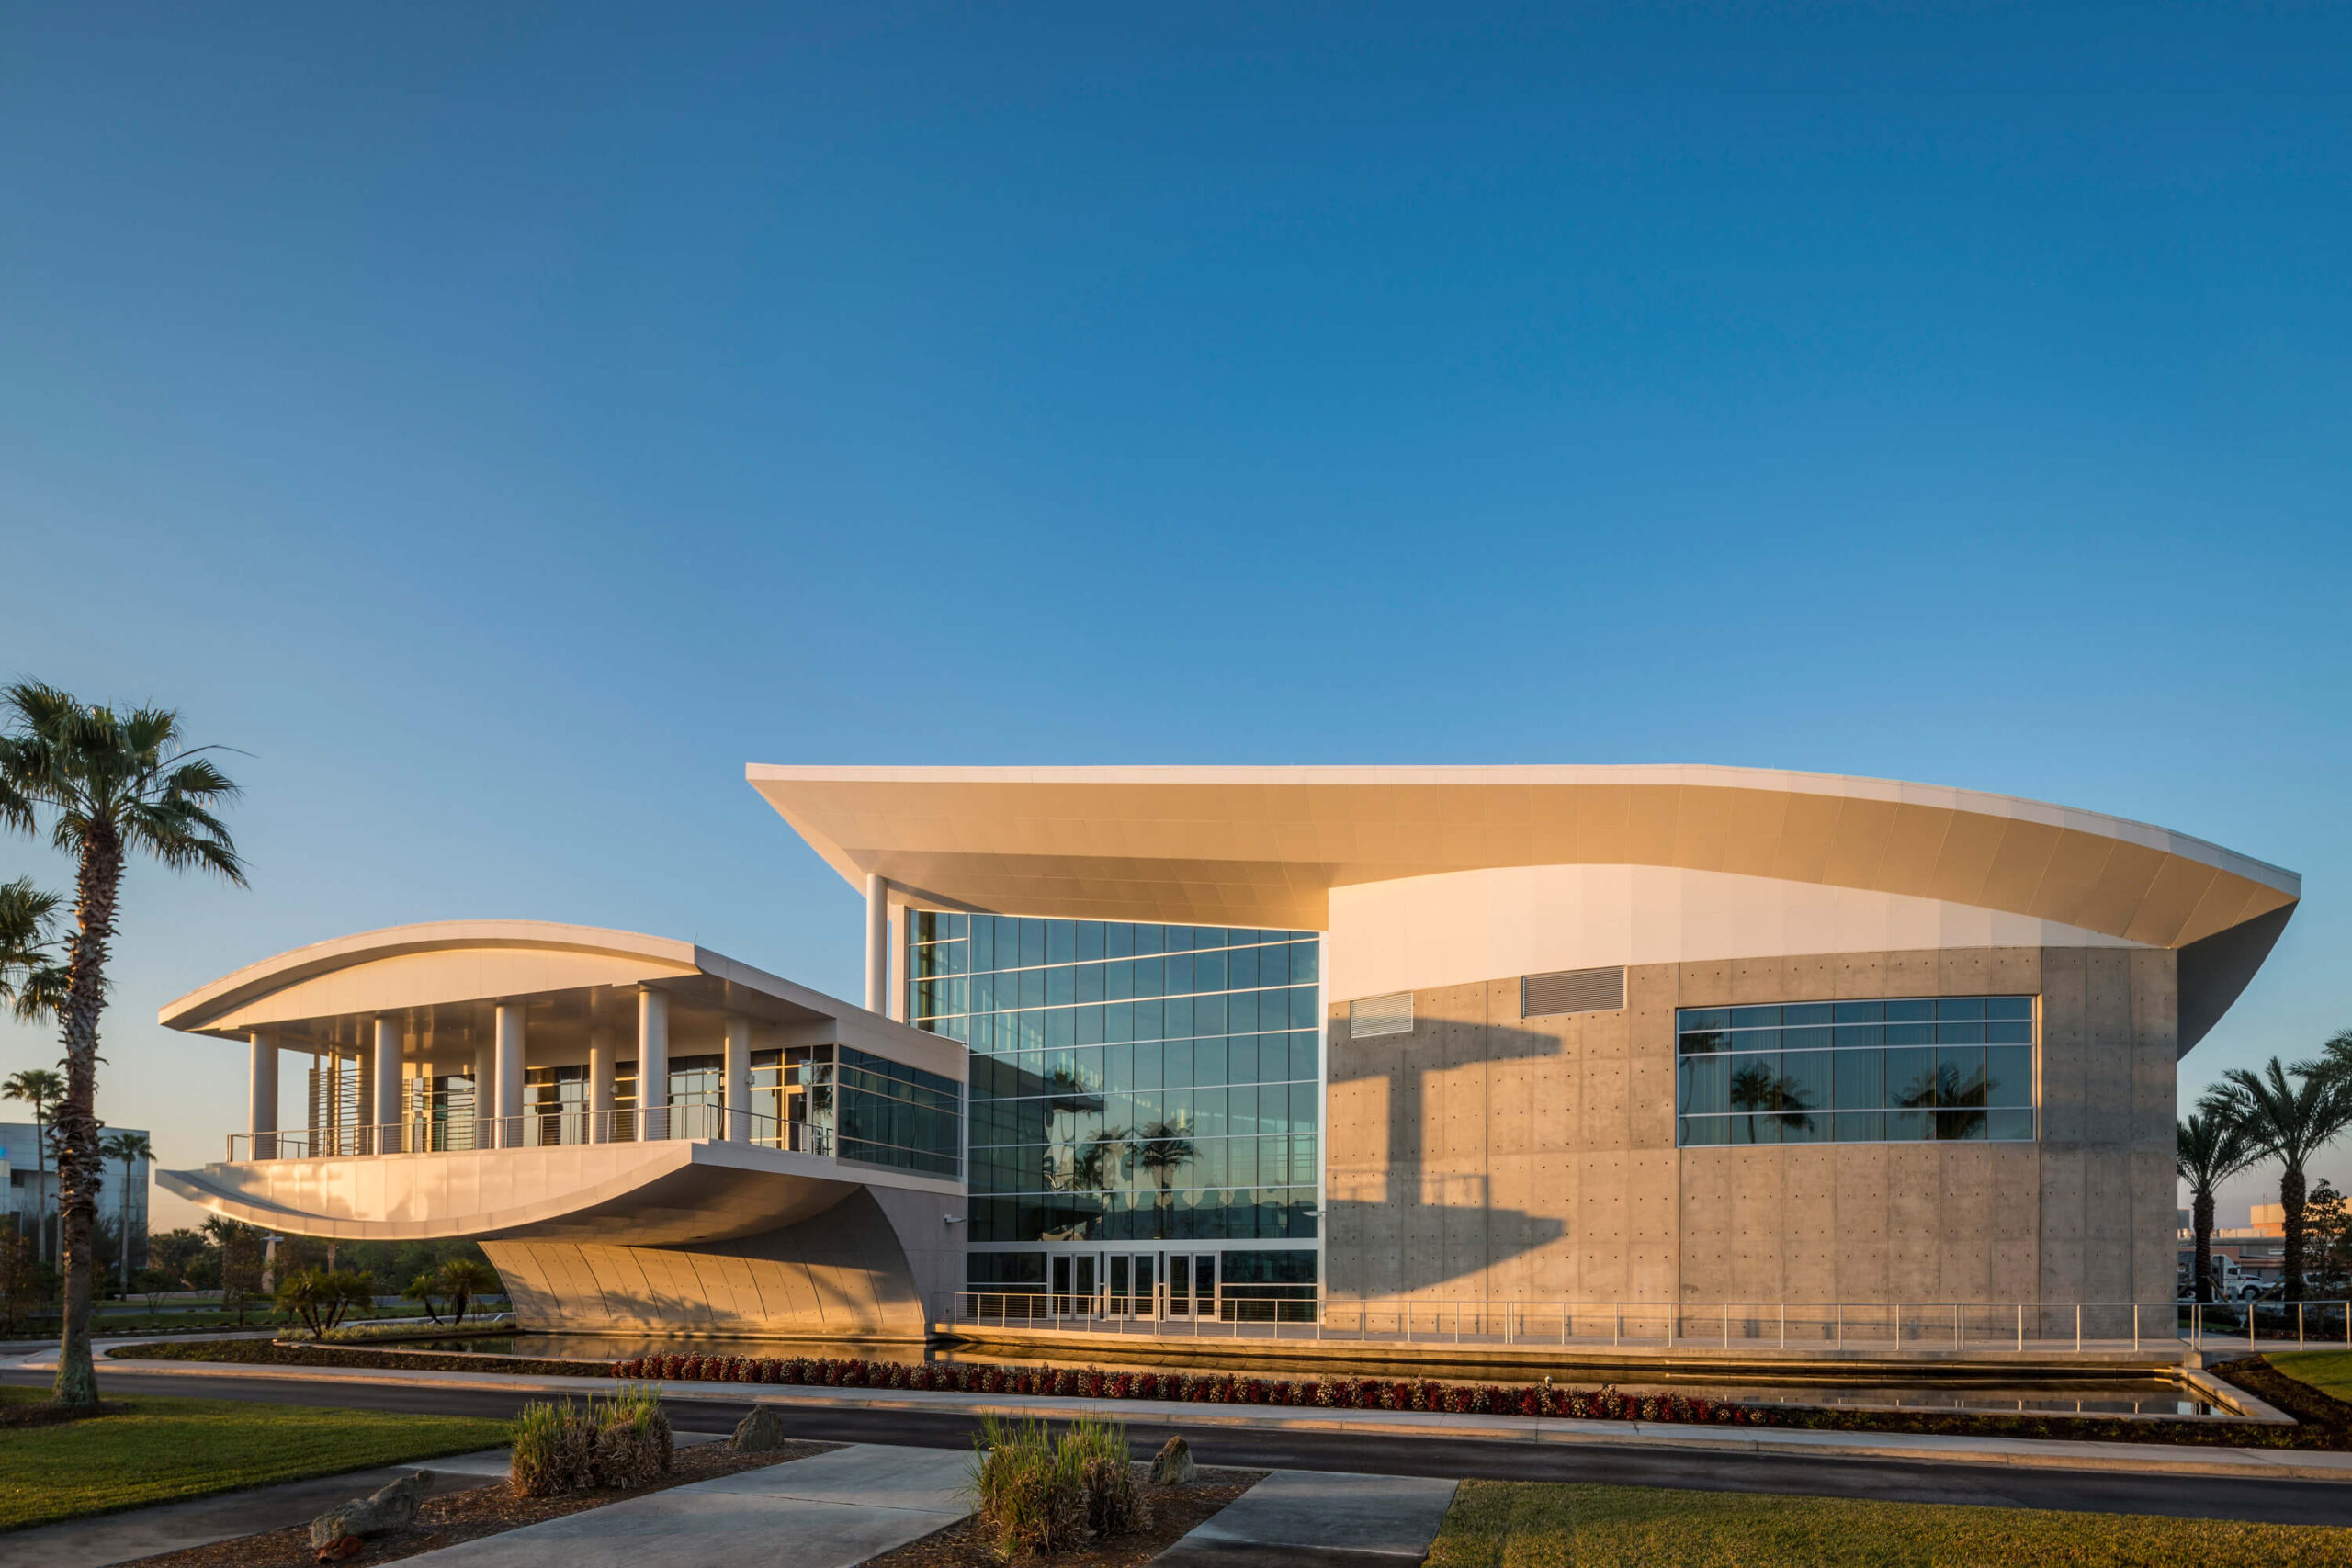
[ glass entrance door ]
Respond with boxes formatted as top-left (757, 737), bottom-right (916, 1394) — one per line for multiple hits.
top-left (1105, 1255), bottom-right (1156, 1318)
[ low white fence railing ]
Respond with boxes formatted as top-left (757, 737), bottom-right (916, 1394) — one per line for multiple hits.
top-left (944, 1292), bottom-right (2352, 1355)
top-left (228, 1106), bottom-right (831, 1160)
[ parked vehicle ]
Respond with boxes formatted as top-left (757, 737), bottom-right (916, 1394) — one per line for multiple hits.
top-left (2178, 1253), bottom-right (2271, 1302)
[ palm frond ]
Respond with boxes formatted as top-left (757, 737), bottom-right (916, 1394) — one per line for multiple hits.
top-left (0, 876), bottom-right (67, 1023)
top-left (0, 766), bottom-right (31, 837)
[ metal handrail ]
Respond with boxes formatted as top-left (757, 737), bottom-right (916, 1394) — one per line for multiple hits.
top-left (942, 1292), bottom-right (2352, 1353)
top-left (228, 1106), bottom-right (831, 1161)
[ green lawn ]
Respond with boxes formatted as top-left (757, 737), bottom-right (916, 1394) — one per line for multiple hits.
top-left (0, 1386), bottom-right (511, 1532)
top-left (1428, 1480), bottom-right (2352, 1567)
top-left (2271, 1351), bottom-right (2352, 1407)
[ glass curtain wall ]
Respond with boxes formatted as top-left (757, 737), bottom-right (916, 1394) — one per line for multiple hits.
top-left (1676, 996), bottom-right (2037, 1146)
top-left (908, 913), bottom-right (1321, 1250)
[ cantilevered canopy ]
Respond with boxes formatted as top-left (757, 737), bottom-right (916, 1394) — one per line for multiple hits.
top-left (744, 764), bottom-right (2298, 945)
top-left (157, 918), bottom-right (958, 1077)
top-left (747, 764), bottom-right (2301, 1054)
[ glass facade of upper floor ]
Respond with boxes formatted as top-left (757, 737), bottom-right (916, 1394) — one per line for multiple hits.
top-left (909, 912), bottom-right (1322, 1247)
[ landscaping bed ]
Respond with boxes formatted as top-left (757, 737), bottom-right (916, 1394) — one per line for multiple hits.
top-left (103, 1338), bottom-right (2352, 1451)
top-left (869, 1461), bottom-right (1263, 1568)
top-left (116, 1438), bottom-right (840, 1568)
top-left (108, 1337), bottom-right (605, 1378)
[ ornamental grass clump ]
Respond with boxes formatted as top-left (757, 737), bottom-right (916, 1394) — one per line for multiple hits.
top-left (510, 1385), bottom-right (673, 1497)
top-left (1062, 1415), bottom-right (1150, 1539)
top-left (966, 1414), bottom-right (1150, 1560)
top-left (593, 1383), bottom-right (673, 1488)
top-left (510, 1399), bottom-right (597, 1497)
top-left (967, 1415), bottom-right (1087, 1560)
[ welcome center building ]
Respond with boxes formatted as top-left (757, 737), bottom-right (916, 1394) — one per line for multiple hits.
top-left (158, 765), bottom-right (2298, 1347)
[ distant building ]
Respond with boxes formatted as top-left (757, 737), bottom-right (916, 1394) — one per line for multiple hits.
top-left (1, 1121), bottom-right (152, 1267)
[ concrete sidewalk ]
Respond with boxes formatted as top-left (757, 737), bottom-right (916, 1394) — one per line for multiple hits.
top-left (52, 1340), bottom-right (2352, 1485)
top-left (1153, 1471), bottom-right (1457, 1568)
top-left (400, 1441), bottom-right (972, 1566)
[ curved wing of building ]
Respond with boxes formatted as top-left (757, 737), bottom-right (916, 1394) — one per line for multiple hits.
top-left (158, 921), bottom-right (966, 1340)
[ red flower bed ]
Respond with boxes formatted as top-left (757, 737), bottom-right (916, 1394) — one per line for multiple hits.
top-left (601, 1353), bottom-right (1776, 1427)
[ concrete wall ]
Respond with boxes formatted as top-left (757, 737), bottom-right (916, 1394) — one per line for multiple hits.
top-left (1324, 946), bottom-right (2176, 1309)
top-left (487, 1184), bottom-right (960, 1341)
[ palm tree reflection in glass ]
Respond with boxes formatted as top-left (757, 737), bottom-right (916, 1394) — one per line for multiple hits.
top-left (1728, 1061), bottom-right (1817, 1142)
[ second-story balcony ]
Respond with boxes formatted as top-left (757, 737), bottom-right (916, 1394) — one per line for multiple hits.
top-left (227, 1105), bottom-right (834, 1161)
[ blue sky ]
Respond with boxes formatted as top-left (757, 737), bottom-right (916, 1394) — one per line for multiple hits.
top-left (2, 5), bottom-right (2346, 1229)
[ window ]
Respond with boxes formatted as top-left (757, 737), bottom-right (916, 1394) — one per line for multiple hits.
top-left (916, 915), bottom-right (1322, 1245)
top-left (1676, 996), bottom-right (2035, 1146)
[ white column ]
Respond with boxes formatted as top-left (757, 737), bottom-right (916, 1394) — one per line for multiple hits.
top-left (589, 1024), bottom-right (615, 1143)
top-left (494, 1003), bottom-right (526, 1145)
top-left (247, 1031), bottom-right (278, 1157)
top-left (373, 1017), bottom-right (401, 1145)
top-left (865, 872), bottom-right (889, 1013)
top-left (638, 987), bottom-right (670, 1136)
top-left (886, 897), bottom-right (905, 1021)
top-left (723, 1015), bottom-right (751, 1141)
top-left (469, 1043), bottom-right (487, 1150)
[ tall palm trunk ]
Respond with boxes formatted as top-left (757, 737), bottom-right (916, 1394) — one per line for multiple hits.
top-left (118, 1158), bottom-right (132, 1292)
top-left (2193, 1189), bottom-right (2217, 1303)
top-left (51, 818), bottom-right (120, 1407)
top-left (2282, 1163), bottom-right (2310, 1303)
top-left (31, 1109), bottom-right (47, 1265)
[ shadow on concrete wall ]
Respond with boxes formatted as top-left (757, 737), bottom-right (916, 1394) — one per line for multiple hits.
top-left (1323, 1019), bottom-right (1581, 1296)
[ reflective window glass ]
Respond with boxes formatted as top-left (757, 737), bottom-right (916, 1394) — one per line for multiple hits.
top-left (1780, 1050), bottom-right (1832, 1116)
top-left (1885, 1048), bottom-right (1939, 1109)
top-left (1833, 1049), bottom-right (1885, 1110)
top-left (1681, 1056), bottom-right (1729, 1115)
top-left (1984, 1046), bottom-right (2033, 1107)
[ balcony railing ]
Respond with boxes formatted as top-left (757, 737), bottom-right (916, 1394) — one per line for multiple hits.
top-left (228, 1106), bottom-right (831, 1161)
top-left (944, 1293), bottom-right (2352, 1355)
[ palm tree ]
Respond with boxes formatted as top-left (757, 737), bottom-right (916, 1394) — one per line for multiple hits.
top-left (2177, 1112), bottom-right (2258, 1303)
top-left (2200, 1059), bottom-right (2352, 1301)
top-left (2304, 1026), bottom-right (2352, 1089)
top-left (98, 1132), bottom-right (153, 1293)
top-left (2, 1068), bottom-right (65, 1264)
top-left (0, 681), bottom-right (245, 1407)
top-left (403, 1269), bottom-right (448, 1325)
top-left (438, 1258), bottom-right (503, 1327)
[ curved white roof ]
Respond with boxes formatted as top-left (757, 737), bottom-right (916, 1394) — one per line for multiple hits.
top-left (745, 762), bottom-right (2297, 943)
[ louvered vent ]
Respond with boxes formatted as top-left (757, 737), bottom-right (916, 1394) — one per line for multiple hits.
top-left (1521, 965), bottom-right (1626, 1018)
top-left (1349, 992), bottom-right (1415, 1039)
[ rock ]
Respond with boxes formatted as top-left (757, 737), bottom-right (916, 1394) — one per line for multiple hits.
top-left (1148, 1435), bottom-right (1197, 1486)
top-left (729, 1405), bottom-right (793, 1453)
top-left (308, 1471), bottom-right (432, 1548)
